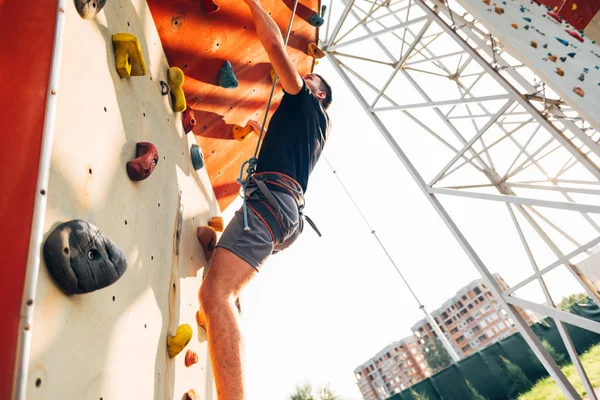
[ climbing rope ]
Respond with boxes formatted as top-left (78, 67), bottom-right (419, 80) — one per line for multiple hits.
top-left (237, 0), bottom-right (301, 230)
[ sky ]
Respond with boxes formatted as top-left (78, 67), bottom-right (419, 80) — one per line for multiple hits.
top-left (221, 53), bottom-right (592, 400)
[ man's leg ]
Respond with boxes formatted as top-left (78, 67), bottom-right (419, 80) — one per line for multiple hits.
top-left (199, 247), bottom-right (258, 400)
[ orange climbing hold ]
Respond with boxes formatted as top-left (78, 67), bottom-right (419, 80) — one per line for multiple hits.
top-left (182, 106), bottom-right (196, 134)
top-left (232, 124), bottom-right (255, 141)
top-left (185, 390), bottom-right (198, 400)
top-left (168, 67), bottom-right (186, 112)
top-left (483, 0), bottom-right (490, 4)
top-left (573, 87), bottom-right (585, 97)
top-left (494, 7), bottom-right (504, 14)
top-left (185, 350), bottom-right (199, 367)
top-left (202, 0), bottom-right (220, 14)
top-left (511, 23), bottom-right (518, 29)
top-left (307, 43), bottom-right (325, 59)
top-left (197, 226), bottom-right (217, 260)
top-left (556, 67), bottom-right (565, 76)
top-left (208, 216), bottom-right (224, 232)
top-left (530, 40), bottom-right (538, 48)
top-left (196, 310), bottom-right (206, 329)
top-left (112, 33), bottom-right (147, 78)
top-left (549, 55), bottom-right (557, 62)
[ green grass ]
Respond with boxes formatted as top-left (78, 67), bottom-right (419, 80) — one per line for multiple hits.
top-left (518, 344), bottom-right (600, 400)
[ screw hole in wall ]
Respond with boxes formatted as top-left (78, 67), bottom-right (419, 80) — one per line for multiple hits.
top-left (112, 296), bottom-right (116, 302)
top-left (35, 378), bottom-right (41, 388)
top-left (125, 220), bottom-right (128, 225)
top-left (89, 168), bottom-right (92, 174)
top-left (103, 107), bottom-right (107, 112)
top-left (127, 21), bottom-right (130, 26)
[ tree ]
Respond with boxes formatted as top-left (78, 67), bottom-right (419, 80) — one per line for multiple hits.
top-left (542, 339), bottom-right (568, 366)
top-left (465, 380), bottom-right (488, 400)
top-left (500, 356), bottom-right (533, 394)
top-left (422, 335), bottom-right (453, 372)
top-left (557, 292), bottom-right (590, 311)
top-left (289, 383), bottom-right (340, 400)
top-left (409, 389), bottom-right (430, 400)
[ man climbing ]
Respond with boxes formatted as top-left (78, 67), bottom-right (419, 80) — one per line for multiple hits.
top-left (197, 0), bottom-right (332, 398)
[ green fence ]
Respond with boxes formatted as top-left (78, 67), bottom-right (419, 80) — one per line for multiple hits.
top-left (389, 302), bottom-right (600, 400)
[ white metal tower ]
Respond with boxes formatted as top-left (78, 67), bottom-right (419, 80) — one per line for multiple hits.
top-left (321, 0), bottom-right (600, 398)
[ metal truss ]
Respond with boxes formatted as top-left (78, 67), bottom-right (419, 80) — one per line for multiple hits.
top-left (322, 0), bottom-right (600, 398)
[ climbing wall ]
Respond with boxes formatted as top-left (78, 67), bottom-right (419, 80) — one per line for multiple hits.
top-left (534, 0), bottom-right (600, 31)
top-left (147, 0), bottom-right (321, 211)
top-left (458, 0), bottom-right (600, 131)
top-left (25, 0), bottom-right (218, 399)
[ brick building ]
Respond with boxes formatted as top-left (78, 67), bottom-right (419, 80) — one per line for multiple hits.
top-left (353, 274), bottom-right (537, 399)
top-left (353, 336), bottom-right (431, 400)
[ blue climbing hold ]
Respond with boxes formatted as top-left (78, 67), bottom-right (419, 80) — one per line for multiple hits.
top-left (568, 52), bottom-right (576, 58)
top-left (309, 12), bottom-right (325, 27)
top-left (556, 37), bottom-right (569, 46)
top-left (595, 66), bottom-right (600, 70)
top-left (218, 61), bottom-right (239, 89)
top-left (520, 5), bottom-right (525, 12)
top-left (190, 144), bottom-right (204, 170)
top-left (321, 4), bottom-right (327, 17)
top-left (584, 68), bottom-right (589, 73)
top-left (523, 17), bottom-right (532, 22)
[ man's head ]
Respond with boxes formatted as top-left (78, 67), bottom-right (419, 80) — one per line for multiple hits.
top-left (304, 73), bottom-right (332, 110)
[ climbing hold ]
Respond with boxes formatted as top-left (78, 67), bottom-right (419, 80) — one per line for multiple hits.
top-left (568, 52), bottom-right (576, 58)
top-left (43, 220), bottom-right (127, 295)
top-left (556, 67), bottom-right (565, 76)
top-left (182, 106), bottom-right (196, 134)
top-left (583, 68), bottom-right (589, 73)
top-left (202, 0), bottom-right (219, 14)
top-left (167, 324), bottom-right (193, 358)
top-left (543, 43), bottom-right (548, 49)
top-left (519, 5), bottom-right (525, 12)
top-left (208, 216), bottom-right (224, 232)
top-left (190, 144), bottom-right (204, 170)
top-left (126, 142), bottom-right (159, 181)
top-left (566, 30), bottom-right (584, 42)
top-left (548, 55), bottom-right (557, 62)
top-left (573, 87), bottom-right (584, 97)
top-left (524, 25), bottom-right (530, 30)
top-left (307, 43), bottom-right (325, 59)
top-left (112, 33), bottom-right (147, 78)
top-left (233, 124), bottom-right (255, 141)
top-left (556, 37), bottom-right (569, 46)
top-left (74, 0), bottom-right (107, 19)
top-left (168, 67), bottom-right (186, 112)
top-left (270, 68), bottom-right (278, 84)
top-left (572, 3), bottom-right (577, 11)
top-left (160, 81), bottom-right (169, 96)
top-left (196, 310), bottom-right (206, 329)
top-left (185, 390), bottom-right (198, 400)
top-left (511, 23), bottom-right (518, 29)
top-left (530, 41), bottom-right (538, 48)
top-left (218, 61), bottom-right (239, 89)
top-left (578, 73), bottom-right (584, 81)
top-left (185, 350), bottom-right (199, 367)
top-left (548, 11), bottom-right (562, 23)
top-left (197, 226), bottom-right (217, 260)
top-left (321, 4), bottom-right (327, 17)
top-left (494, 7), bottom-right (504, 14)
top-left (523, 17), bottom-right (532, 22)
top-left (309, 12), bottom-right (325, 27)
top-left (483, 0), bottom-right (490, 5)
top-left (532, 0), bottom-right (541, 5)
top-left (559, 56), bottom-right (567, 62)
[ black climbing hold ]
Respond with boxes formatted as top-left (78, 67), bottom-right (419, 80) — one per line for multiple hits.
top-left (43, 220), bottom-right (127, 295)
top-left (160, 81), bottom-right (170, 95)
top-left (560, 56), bottom-right (567, 62)
top-left (524, 25), bottom-right (530, 30)
top-left (578, 73), bottom-right (584, 81)
top-left (218, 61), bottom-right (238, 89)
top-left (74, 0), bottom-right (107, 19)
top-left (190, 144), bottom-right (205, 170)
top-left (309, 12), bottom-right (325, 27)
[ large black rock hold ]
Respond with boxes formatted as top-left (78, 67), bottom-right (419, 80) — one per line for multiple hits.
top-left (43, 220), bottom-right (127, 294)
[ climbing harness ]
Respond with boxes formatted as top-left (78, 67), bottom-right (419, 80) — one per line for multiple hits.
top-left (236, 0), bottom-right (303, 232)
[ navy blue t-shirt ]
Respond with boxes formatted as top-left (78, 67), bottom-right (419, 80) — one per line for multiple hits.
top-left (255, 81), bottom-right (331, 193)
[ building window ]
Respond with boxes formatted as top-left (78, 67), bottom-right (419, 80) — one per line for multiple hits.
top-left (462, 344), bottom-right (471, 352)
top-left (468, 304), bottom-right (474, 309)
top-left (474, 287), bottom-right (481, 295)
top-left (462, 295), bottom-right (468, 301)
top-left (479, 296), bottom-right (484, 302)
top-left (478, 334), bottom-right (488, 341)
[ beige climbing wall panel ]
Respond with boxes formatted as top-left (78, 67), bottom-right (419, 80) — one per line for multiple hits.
top-left (457, 0), bottom-right (600, 131)
top-left (25, 1), bottom-right (217, 399)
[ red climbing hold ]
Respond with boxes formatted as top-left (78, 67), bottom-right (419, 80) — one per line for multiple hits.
top-left (548, 11), bottom-right (562, 23)
top-left (126, 142), bottom-right (159, 181)
top-left (202, 0), bottom-right (219, 14)
top-left (182, 106), bottom-right (196, 134)
top-left (566, 30), bottom-right (584, 42)
top-left (185, 350), bottom-right (199, 367)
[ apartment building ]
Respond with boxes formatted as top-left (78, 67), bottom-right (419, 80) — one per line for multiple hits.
top-left (411, 273), bottom-right (537, 358)
top-left (354, 274), bottom-right (537, 399)
top-left (354, 336), bottom-right (432, 400)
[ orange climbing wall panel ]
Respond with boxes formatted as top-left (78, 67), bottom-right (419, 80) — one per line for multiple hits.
top-left (147, 0), bottom-right (320, 211)
top-left (536, 0), bottom-right (600, 30)
top-left (0, 0), bottom-right (58, 397)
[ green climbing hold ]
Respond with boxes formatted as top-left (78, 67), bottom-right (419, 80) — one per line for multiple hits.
top-left (309, 12), bottom-right (325, 27)
top-left (190, 144), bottom-right (204, 171)
top-left (321, 5), bottom-right (327, 17)
top-left (218, 61), bottom-right (238, 89)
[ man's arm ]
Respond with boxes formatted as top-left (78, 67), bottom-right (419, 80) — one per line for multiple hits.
top-left (244, 0), bottom-right (303, 95)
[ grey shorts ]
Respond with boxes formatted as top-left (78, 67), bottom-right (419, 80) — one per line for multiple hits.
top-left (216, 180), bottom-right (304, 271)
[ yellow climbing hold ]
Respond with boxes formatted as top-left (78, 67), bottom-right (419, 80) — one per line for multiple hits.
top-left (208, 216), bottom-right (224, 232)
top-left (233, 124), bottom-right (254, 141)
top-left (307, 43), bottom-right (325, 59)
top-left (168, 67), bottom-right (187, 113)
top-left (167, 324), bottom-right (193, 358)
top-left (270, 68), bottom-right (278, 84)
top-left (572, 3), bottom-right (577, 11)
top-left (112, 33), bottom-right (147, 78)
